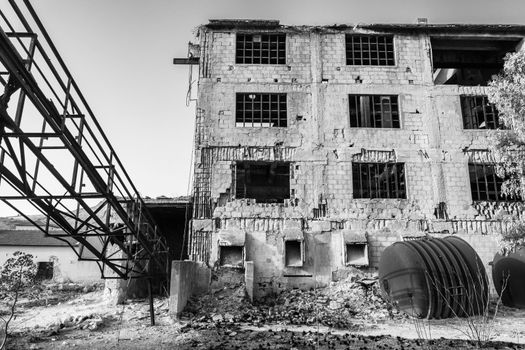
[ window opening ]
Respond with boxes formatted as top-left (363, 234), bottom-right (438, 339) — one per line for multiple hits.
top-left (345, 243), bottom-right (369, 266)
top-left (346, 35), bottom-right (394, 66)
top-left (235, 162), bottom-right (290, 203)
top-left (36, 261), bottom-right (53, 280)
top-left (236, 33), bottom-right (286, 64)
top-left (469, 163), bottom-right (520, 201)
top-left (352, 162), bottom-right (406, 199)
top-left (285, 240), bottom-right (303, 267)
top-left (236, 93), bottom-right (287, 127)
top-left (461, 95), bottom-right (501, 129)
top-left (219, 246), bottom-right (244, 267)
top-left (349, 95), bottom-right (400, 128)
top-left (431, 37), bottom-right (521, 86)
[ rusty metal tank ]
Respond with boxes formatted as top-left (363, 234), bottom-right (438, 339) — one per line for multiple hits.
top-left (492, 247), bottom-right (525, 308)
top-left (379, 236), bottom-right (488, 319)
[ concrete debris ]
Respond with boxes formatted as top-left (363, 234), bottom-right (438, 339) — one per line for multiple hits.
top-left (46, 314), bottom-right (106, 335)
top-left (182, 273), bottom-right (404, 330)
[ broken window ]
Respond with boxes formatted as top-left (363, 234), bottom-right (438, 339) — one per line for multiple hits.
top-left (352, 162), bottom-right (406, 199)
top-left (36, 261), bottom-right (53, 280)
top-left (431, 37), bottom-right (521, 86)
top-left (461, 95), bottom-right (501, 129)
top-left (469, 163), bottom-right (519, 201)
top-left (345, 243), bottom-right (369, 266)
top-left (236, 33), bottom-right (286, 64)
top-left (349, 95), bottom-right (400, 128)
top-left (234, 161), bottom-right (290, 203)
top-left (219, 246), bottom-right (244, 267)
top-left (236, 93), bottom-right (287, 127)
top-left (285, 240), bottom-right (304, 267)
top-left (346, 35), bottom-right (395, 66)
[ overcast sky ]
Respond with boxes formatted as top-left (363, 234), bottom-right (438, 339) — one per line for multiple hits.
top-left (2, 0), bottom-right (525, 216)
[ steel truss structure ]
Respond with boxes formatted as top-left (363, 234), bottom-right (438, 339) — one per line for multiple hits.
top-left (0, 0), bottom-right (169, 280)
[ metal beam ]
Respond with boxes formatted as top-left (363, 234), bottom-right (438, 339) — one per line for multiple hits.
top-left (173, 57), bottom-right (199, 65)
top-left (0, 0), bottom-right (169, 281)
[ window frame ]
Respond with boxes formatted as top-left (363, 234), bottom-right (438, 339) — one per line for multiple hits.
top-left (235, 33), bottom-right (286, 65)
top-left (345, 34), bottom-right (396, 66)
top-left (468, 163), bottom-right (519, 202)
top-left (460, 95), bottom-right (501, 130)
top-left (352, 162), bottom-right (407, 199)
top-left (235, 93), bottom-right (287, 128)
top-left (349, 94), bottom-right (401, 129)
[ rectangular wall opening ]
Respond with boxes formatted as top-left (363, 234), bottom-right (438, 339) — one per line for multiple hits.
top-left (352, 162), bottom-right (406, 199)
top-left (36, 261), bottom-right (53, 280)
top-left (349, 95), bottom-right (400, 128)
top-left (235, 161), bottom-right (290, 203)
top-left (461, 95), bottom-right (501, 129)
top-left (236, 93), bottom-right (287, 127)
top-left (285, 240), bottom-right (303, 267)
top-left (219, 246), bottom-right (244, 267)
top-left (345, 243), bottom-right (369, 266)
top-left (468, 163), bottom-right (521, 201)
top-left (345, 35), bottom-right (395, 66)
top-left (431, 37), bottom-right (521, 86)
top-left (236, 33), bottom-right (286, 64)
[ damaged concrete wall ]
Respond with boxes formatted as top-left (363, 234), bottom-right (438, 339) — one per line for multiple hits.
top-left (189, 23), bottom-right (525, 298)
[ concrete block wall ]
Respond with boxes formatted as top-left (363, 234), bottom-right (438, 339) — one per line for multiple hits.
top-left (190, 23), bottom-right (524, 298)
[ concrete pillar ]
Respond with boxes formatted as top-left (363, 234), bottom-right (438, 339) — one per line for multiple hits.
top-left (103, 245), bottom-right (128, 305)
top-left (103, 278), bottom-right (127, 305)
top-left (245, 261), bottom-right (254, 303)
top-left (169, 260), bottom-right (195, 317)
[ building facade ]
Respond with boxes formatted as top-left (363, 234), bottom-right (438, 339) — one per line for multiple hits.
top-left (188, 20), bottom-right (525, 298)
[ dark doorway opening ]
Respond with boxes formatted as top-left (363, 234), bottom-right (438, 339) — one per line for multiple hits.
top-left (36, 261), bottom-right (53, 280)
top-left (145, 197), bottom-right (192, 262)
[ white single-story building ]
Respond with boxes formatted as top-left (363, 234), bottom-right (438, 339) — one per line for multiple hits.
top-left (0, 228), bottom-right (102, 282)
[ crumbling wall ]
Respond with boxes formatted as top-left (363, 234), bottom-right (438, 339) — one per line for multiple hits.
top-left (189, 25), bottom-right (518, 298)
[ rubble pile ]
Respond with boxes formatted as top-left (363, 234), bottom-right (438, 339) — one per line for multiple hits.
top-left (50, 314), bottom-right (106, 333)
top-left (183, 272), bottom-right (404, 330)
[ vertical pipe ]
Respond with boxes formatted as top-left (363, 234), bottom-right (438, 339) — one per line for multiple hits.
top-left (148, 278), bottom-right (155, 326)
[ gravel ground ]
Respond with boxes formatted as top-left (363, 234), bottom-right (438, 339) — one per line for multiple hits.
top-left (3, 278), bottom-right (525, 349)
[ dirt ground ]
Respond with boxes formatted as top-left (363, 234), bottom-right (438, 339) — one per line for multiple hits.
top-left (3, 286), bottom-right (525, 350)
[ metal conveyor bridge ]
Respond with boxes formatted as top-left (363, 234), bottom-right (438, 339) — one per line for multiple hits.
top-left (0, 0), bottom-right (169, 281)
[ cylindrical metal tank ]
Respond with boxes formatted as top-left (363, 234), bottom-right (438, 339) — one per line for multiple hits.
top-left (492, 248), bottom-right (525, 308)
top-left (379, 236), bottom-right (488, 319)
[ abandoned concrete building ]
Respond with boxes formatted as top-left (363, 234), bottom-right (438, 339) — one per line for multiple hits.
top-left (186, 20), bottom-right (525, 299)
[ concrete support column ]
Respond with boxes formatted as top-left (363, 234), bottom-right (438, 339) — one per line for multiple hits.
top-left (103, 278), bottom-right (127, 305)
top-left (245, 261), bottom-right (254, 303)
top-left (169, 260), bottom-right (196, 317)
